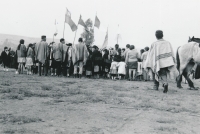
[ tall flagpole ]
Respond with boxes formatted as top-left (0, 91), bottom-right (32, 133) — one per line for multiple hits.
top-left (63, 21), bottom-right (65, 38)
top-left (117, 24), bottom-right (119, 44)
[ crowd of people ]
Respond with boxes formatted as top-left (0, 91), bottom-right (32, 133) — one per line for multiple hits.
top-left (0, 30), bottom-right (178, 93)
top-left (0, 36), bottom-right (150, 80)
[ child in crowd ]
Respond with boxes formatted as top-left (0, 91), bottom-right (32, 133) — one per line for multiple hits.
top-left (26, 44), bottom-right (34, 75)
top-left (116, 58), bottom-right (126, 80)
top-left (110, 57), bottom-right (118, 80)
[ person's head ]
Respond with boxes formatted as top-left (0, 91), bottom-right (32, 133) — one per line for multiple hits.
top-left (60, 38), bottom-right (65, 44)
top-left (126, 44), bottom-right (130, 49)
top-left (104, 49), bottom-right (109, 55)
top-left (20, 39), bottom-right (24, 44)
top-left (130, 45), bottom-right (135, 50)
top-left (78, 38), bottom-right (83, 43)
top-left (67, 43), bottom-right (72, 46)
top-left (144, 47), bottom-right (149, 51)
top-left (115, 44), bottom-right (119, 50)
top-left (49, 42), bottom-right (54, 48)
top-left (122, 48), bottom-right (125, 53)
top-left (41, 35), bottom-right (46, 41)
top-left (155, 30), bottom-right (163, 40)
top-left (28, 43), bottom-right (32, 48)
top-left (4, 47), bottom-right (8, 51)
top-left (140, 49), bottom-right (145, 54)
top-left (118, 48), bottom-right (121, 55)
top-left (92, 45), bottom-right (98, 52)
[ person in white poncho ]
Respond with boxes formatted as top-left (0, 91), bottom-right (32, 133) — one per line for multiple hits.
top-left (144, 30), bottom-right (178, 93)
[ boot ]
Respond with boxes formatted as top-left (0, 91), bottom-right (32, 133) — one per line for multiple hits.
top-left (74, 74), bottom-right (77, 78)
top-left (153, 80), bottom-right (159, 90)
top-left (79, 74), bottom-right (82, 79)
top-left (163, 83), bottom-right (168, 93)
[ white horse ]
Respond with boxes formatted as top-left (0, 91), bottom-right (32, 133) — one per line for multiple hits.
top-left (176, 36), bottom-right (200, 90)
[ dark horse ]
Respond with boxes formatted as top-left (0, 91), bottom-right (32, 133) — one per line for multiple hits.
top-left (176, 36), bottom-right (200, 90)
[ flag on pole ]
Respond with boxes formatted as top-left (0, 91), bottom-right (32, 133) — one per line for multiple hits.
top-left (102, 28), bottom-right (108, 50)
top-left (78, 15), bottom-right (86, 27)
top-left (94, 15), bottom-right (100, 29)
top-left (65, 8), bottom-right (77, 31)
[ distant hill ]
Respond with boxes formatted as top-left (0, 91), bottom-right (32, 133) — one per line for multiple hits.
top-left (0, 33), bottom-right (60, 52)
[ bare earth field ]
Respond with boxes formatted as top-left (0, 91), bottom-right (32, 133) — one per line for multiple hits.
top-left (0, 68), bottom-right (200, 134)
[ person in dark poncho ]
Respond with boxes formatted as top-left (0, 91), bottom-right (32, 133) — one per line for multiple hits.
top-left (9, 48), bottom-right (16, 68)
top-left (85, 46), bottom-right (93, 78)
top-left (62, 43), bottom-right (73, 77)
top-left (102, 49), bottom-right (111, 78)
top-left (1, 47), bottom-right (10, 71)
top-left (91, 45), bottom-right (102, 79)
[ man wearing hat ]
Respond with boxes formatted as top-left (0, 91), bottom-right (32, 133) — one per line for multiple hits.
top-left (35, 35), bottom-right (49, 76)
top-left (144, 30), bottom-right (178, 93)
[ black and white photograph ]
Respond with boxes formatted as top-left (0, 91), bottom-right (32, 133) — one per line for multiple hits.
top-left (0, 0), bottom-right (200, 133)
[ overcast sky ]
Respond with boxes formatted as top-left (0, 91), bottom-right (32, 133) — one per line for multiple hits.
top-left (0, 0), bottom-right (200, 51)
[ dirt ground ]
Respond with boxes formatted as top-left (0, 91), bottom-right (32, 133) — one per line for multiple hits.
top-left (0, 68), bottom-right (200, 134)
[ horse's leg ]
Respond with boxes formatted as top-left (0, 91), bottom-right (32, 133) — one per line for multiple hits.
top-left (177, 60), bottom-right (190, 88)
top-left (182, 71), bottom-right (194, 89)
top-left (182, 62), bottom-right (198, 90)
top-left (177, 74), bottom-right (183, 88)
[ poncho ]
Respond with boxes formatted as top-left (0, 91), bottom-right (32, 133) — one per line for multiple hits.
top-left (144, 39), bottom-right (178, 81)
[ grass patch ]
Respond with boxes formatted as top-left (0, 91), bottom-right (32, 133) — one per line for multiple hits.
top-left (4, 128), bottom-right (39, 134)
top-left (157, 126), bottom-right (178, 132)
top-left (0, 88), bottom-right (12, 93)
top-left (1, 80), bottom-right (12, 86)
top-left (41, 85), bottom-right (52, 90)
top-left (0, 114), bottom-right (42, 124)
top-left (67, 87), bottom-right (81, 95)
top-left (3, 129), bottom-right (15, 134)
top-left (156, 118), bottom-right (175, 124)
top-left (5, 93), bottom-right (24, 100)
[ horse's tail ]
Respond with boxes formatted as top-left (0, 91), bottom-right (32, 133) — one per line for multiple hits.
top-left (176, 46), bottom-right (181, 71)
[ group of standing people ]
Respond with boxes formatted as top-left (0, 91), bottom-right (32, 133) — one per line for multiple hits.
top-left (1, 30), bottom-right (178, 93)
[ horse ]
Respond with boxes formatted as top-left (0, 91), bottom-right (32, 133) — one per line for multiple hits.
top-left (176, 36), bottom-right (200, 90)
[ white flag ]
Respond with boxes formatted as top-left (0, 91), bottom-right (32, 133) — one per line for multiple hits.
top-left (102, 28), bottom-right (108, 50)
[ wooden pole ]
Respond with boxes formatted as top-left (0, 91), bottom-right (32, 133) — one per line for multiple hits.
top-left (117, 34), bottom-right (119, 44)
top-left (63, 21), bottom-right (65, 38)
